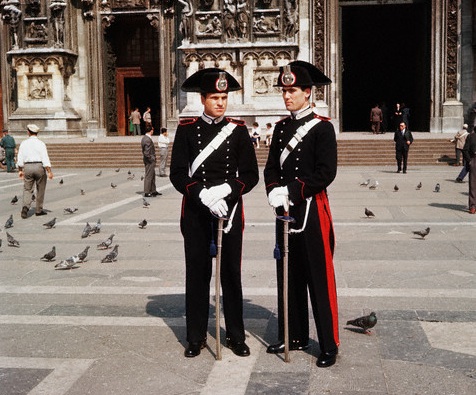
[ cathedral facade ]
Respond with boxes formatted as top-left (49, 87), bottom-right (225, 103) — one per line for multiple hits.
top-left (1, 0), bottom-right (475, 137)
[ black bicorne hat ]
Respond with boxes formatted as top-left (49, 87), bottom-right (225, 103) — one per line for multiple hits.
top-left (275, 60), bottom-right (331, 88)
top-left (181, 68), bottom-right (241, 93)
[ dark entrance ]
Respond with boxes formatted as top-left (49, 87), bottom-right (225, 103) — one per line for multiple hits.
top-left (341, 1), bottom-right (431, 132)
top-left (104, 15), bottom-right (160, 135)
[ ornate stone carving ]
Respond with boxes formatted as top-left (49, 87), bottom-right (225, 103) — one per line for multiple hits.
top-left (49, 0), bottom-right (66, 48)
top-left (147, 12), bottom-right (160, 31)
top-left (178, 0), bottom-right (193, 41)
top-left (28, 74), bottom-right (53, 99)
top-left (313, 0), bottom-right (325, 101)
top-left (81, 0), bottom-right (95, 20)
top-left (1, 0), bottom-right (22, 50)
top-left (446, 0), bottom-right (458, 99)
top-left (25, 0), bottom-right (41, 17)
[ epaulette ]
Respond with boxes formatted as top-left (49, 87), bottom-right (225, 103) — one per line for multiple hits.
top-left (276, 116), bottom-right (291, 124)
top-left (226, 117), bottom-right (246, 126)
top-left (179, 117), bottom-right (198, 126)
top-left (314, 114), bottom-right (332, 122)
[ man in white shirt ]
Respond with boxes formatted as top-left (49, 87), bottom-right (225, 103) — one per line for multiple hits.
top-left (157, 128), bottom-right (170, 177)
top-left (17, 124), bottom-right (54, 218)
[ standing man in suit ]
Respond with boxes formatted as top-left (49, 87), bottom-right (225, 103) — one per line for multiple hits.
top-left (170, 68), bottom-right (259, 358)
top-left (394, 121), bottom-right (413, 173)
top-left (370, 103), bottom-right (383, 134)
top-left (264, 61), bottom-right (339, 368)
top-left (141, 126), bottom-right (161, 197)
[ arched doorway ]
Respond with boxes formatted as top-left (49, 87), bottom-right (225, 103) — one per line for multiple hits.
top-left (341, 1), bottom-right (431, 132)
top-left (104, 15), bottom-right (160, 135)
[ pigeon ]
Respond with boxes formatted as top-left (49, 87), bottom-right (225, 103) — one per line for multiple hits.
top-left (97, 233), bottom-right (115, 249)
top-left (81, 222), bottom-right (92, 238)
top-left (11, 195), bottom-right (18, 205)
top-left (43, 217), bottom-right (56, 229)
top-left (394, 184), bottom-right (399, 192)
top-left (127, 170), bottom-right (131, 175)
top-left (346, 312), bottom-right (377, 334)
top-left (64, 207), bottom-right (78, 214)
top-left (111, 182), bottom-right (117, 189)
top-left (127, 174), bottom-right (135, 180)
top-left (0, 239), bottom-right (2, 251)
top-left (96, 170), bottom-right (102, 176)
top-left (369, 180), bottom-right (379, 190)
top-left (140, 175), bottom-right (144, 181)
top-left (91, 219), bottom-right (102, 234)
top-left (6, 232), bottom-right (19, 247)
top-left (80, 189), bottom-right (86, 195)
top-left (89, 138), bottom-right (95, 142)
top-left (4, 214), bottom-right (13, 229)
top-left (416, 182), bottom-right (422, 190)
top-left (434, 183), bottom-right (440, 192)
top-left (55, 255), bottom-right (80, 270)
top-left (77, 246), bottom-right (90, 262)
top-left (59, 178), bottom-right (64, 185)
top-left (413, 227), bottom-right (430, 239)
top-left (115, 168), bottom-right (120, 172)
top-left (41, 246), bottom-right (56, 262)
top-left (360, 179), bottom-right (370, 187)
top-left (364, 208), bottom-right (375, 218)
top-left (142, 198), bottom-right (150, 208)
top-left (101, 244), bottom-right (119, 263)
top-left (138, 219), bottom-right (147, 229)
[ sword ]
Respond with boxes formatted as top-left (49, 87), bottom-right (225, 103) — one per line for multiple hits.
top-left (276, 208), bottom-right (295, 363)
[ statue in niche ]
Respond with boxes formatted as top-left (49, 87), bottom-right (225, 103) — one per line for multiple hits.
top-left (29, 76), bottom-right (52, 99)
top-left (50, 0), bottom-right (66, 48)
top-left (223, 0), bottom-right (238, 39)
top-left (1, 0), bottom-right (22, 49)
top-left (283, 0), bottom-right (297, 38)
top-left (178, 0), bottom-right (193, 41)
top-left (27, 21), bottom-right (47, 40)
top-left (253, 14), bottom-right (268, 33)
top-left (236, 0), bottom-right (248, 39)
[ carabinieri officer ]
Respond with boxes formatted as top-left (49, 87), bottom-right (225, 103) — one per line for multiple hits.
top-left (264, 61), bottom-right (340, 367)
top-left (170, 68), bottom-right (259, 358)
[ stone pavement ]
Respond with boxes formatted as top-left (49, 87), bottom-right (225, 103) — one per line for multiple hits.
top-left (0, 164), bottom-right (475, 395)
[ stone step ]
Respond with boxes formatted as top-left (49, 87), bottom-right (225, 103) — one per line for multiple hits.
top-left (45, 139), bottom-right (456, 168)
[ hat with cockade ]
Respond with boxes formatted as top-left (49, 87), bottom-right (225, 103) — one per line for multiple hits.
top-left (275, 60), bottom-right (331, 88)
top-left (181, 68), bottom-right (241, 94)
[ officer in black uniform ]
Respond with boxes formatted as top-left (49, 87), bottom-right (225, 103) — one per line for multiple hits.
top-left (170, 68), bottom-right (259, 358)
top-left (264, 61), bottom-right (340, 367)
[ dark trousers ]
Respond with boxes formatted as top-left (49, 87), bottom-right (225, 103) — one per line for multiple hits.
top-left (181, 198), bottom-right (246, 344)
top-left (469, 158), bottom-right (476, 209)
top-left (396, 148), bottom-right (409, 171)
top-left (274, 192), bottom-right (339, 354)
top-left (5, 148), bottom-right (15, 172)
top-left (143, 161), bottom-right (156, 194)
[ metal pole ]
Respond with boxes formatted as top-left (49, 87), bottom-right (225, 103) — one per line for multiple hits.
top-left (215, 217), bottom-right (225, 361)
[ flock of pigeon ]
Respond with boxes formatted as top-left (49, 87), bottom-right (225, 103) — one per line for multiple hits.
top-left (361, 178), bottom-right (440, 240)
top-left (1, 168), bottom-right (151, 268)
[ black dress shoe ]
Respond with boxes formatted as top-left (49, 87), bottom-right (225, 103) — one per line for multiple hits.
top-left (35, 210), bottom-right (47, 216)
top-left (316, 350), bottom-right (338, 368)
top-left (151, 191), bottom-right (162, 196)
top-left (266, 340), bottom-right (309, 354)
top-left (184, 340), bottom-right (207, 358)
top-left (144, 193), bottom-right (152, 197)
top-left (226, 339), bottom-right (250, 357)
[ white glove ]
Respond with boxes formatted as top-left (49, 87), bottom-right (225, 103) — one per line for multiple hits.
top-left (268, 186), bottom-right (290, 211)
top-left (199, 188), bottom-right (214, 207)
top-left (209, 199), bottom-right (228, 217)
top-left (200, 183), bottom-right (231, 208)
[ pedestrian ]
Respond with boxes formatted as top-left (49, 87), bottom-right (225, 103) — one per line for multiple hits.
top-left (158, 127), bottom-right (170, 177)
top-left (450, 123), bottom-right (469, 167)
top-left (462, 126), bottom-right (476, 214)
top-left (170, 68), bottom-right (259, 358)
top-left (392, 102), bottom-right (403, 130)
top-left (16, 124), bottom-right (53, 218)
top-left (401, 102), bottom-right (410, 130)
top-left (129, 108), bottom-right (141, 136)
top-left (370, 103), bottom-right (383, 134)
top-left (141, 125), bottom-right (161, 197)
top-left (263, 60), bottom-right (339, 368)
top-left (394, 121), bottom-right (413, 173)
top-left (250, 122), bottom-right (261, 148)
top-left (265, 122), bottom-right (273, 147)
top-left (0, 129), bottom-right (17, 172)
top-left (143, 107), bottom-right (152, 129)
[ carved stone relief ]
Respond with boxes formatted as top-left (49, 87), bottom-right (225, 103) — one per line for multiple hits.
top-left (446, 0), bottom-right (458, 99)
top-left (28, 74), bottom-right (53, 99)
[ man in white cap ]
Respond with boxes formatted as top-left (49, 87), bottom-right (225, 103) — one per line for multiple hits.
top-left (17, 124), bottom-right (54, 218)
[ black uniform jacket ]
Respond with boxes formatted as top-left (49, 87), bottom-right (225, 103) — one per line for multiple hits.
top-left (393, 129), bottom-right (414, 151)
top-left (170, 116), bottom-right (259, 210)
top-left (264, 109), bottom-right (337, 207)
